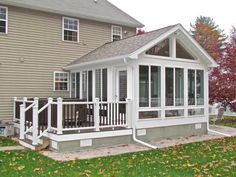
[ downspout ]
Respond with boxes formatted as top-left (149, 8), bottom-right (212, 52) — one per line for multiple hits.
top-left (132, 127), bottom-right (157, 149)
top-left (124, 57), bottom-right (157, 149)
top-left (207, 117), bottom-right (231, 137)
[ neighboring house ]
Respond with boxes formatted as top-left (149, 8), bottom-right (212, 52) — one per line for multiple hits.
top-left (1, 1), bottom-right (218, 151)
top-left (0, 0), bottom-right (143, 122)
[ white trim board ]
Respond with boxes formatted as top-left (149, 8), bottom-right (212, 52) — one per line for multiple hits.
top-left (136, 117), bottom-right (207, 129)
top-left (47, 129), bottom-right (132, 142)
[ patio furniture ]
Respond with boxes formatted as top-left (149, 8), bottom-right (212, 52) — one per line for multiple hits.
top-left (210, 107), bottom-right (225, 125)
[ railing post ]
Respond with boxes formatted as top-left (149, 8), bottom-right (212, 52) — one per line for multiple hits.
top-left (13, 97), bottom-right (17, 121)
top-left (32, 97), bottom-right (39, 146)
top-left (19, 104), bottom-right (25, 140)
top-left (19, 97), bottom-right (27, 140)
top-left (47, 97), bottom-right (53, 131)
top-left (57, 98), bottom-right (63, 135)
top-left (94, 98), bottom-right (100, 131)
top-left (126, 98), bottom-right (132, 128)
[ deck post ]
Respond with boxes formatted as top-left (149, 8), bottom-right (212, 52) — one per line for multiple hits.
top-left (19, 97), bottom-right (27, 140)
top-left (19, 104), bottom-right (25, 140)
top-left (32, 97), bottom-right (39, 145)
top-left (126, 98), bottom-right (132, 128)
top-left (94, 98), bottom-right (100, 131)
top-left (57, 98), bottom-right (63, 135)
top-left (13, 97), bottom-right (17, 121)
top-left (47, 97), bottom-right (53, 130)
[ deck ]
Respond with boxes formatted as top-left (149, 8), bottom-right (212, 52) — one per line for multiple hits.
top-left (14, 97), bottom-right (131, 145)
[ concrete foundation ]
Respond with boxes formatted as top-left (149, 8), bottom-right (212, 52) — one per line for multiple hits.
top-left (50, 122), bottom-right (207, 152)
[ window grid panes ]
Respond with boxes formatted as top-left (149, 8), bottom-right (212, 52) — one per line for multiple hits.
top-left (165, 68), bottom-right (174, 106)
top-left (165, 109), bottom-right (184, 118)
top-left (95, 69), bottom-right (107, 101)
top-left (197, 70), bottom-right (204, 105)
top-left (112, 26), bottom-right (122, 41)
top-left (0, 7), bottom-right (7, 34)
top-left (146, 39), bottom-right (170, 57)
top-left (139, 111), bottom-right (161, 119)
top-left (54, 72), bottom-right (69, 91)
top-left (139, 65), bottom-right (161, 108)
top-left (71, 73), bottom-right (76, 98)
top-left (175, 68), bottom-right (184, 106)
top-left (188, 70), bottom-right (195, 105)
top-left (151, 66), bottom-right (161, 107)
top-left (63, 17), bottom-right (79, 42)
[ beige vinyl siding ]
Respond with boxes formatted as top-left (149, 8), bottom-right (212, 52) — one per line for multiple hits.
top-left (0, 5), bottom-right (136, 121)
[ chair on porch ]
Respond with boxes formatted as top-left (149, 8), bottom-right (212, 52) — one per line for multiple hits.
top-left (209, 107), bottom-right (225, 125)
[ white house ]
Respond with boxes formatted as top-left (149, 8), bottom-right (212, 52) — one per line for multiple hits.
top-left (15, 24), bottom-right (217, 151)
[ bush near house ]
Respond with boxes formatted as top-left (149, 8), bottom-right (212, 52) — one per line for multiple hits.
top-left (1, 137), bottom-right (236, 176)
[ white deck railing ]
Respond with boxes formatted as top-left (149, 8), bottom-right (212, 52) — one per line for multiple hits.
top-left (14, 97), bottom-right (132, 145)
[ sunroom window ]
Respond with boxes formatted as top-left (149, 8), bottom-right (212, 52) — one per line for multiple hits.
top-left (176, 40), bottom-right (195, 59)
top-left (63, 17), bottom-right (79, 42)
top-left (139, 65), bottom-right (161, 107)
top-left (95, 69), bottom-right (107, 101)
top-left (188, 69), bottom-right (204, 105)
top-left (82, 71), bottom-right (93, 101)
top-left (0, 6), bottom-right (7, 34)
top-left (146, 39), bottom-right (169, 57)
top-left (165, 68), bottom-right (184, 106)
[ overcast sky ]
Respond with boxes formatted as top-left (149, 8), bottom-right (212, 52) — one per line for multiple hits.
top-left (109, 0), bottom-right (236, 34)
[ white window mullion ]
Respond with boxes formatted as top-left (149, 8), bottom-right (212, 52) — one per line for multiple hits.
top-left (87, 71), bottom-right (89, 102)
top-left (80, 72), bottom-right (82, 99)
top-left (101, 69), bottom-right (103, 102)
top-left (149, 65), bottom-right (151, 108)
top-left (161, 66), bottom-right (165, 120)
top-left (173, 68), bottom-right (176, 106)
top-left (194, 70), bottom-right (197, 106)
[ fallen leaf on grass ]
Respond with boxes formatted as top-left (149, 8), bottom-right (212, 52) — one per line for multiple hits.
top-left (17, 165), bottom-right (25, 171)
top-left (231, 161), bottom-right (236, 166)
top-left (34, 168), bottom-right (43, 173)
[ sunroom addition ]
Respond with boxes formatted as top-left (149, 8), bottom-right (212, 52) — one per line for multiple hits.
top-left (15, 24), bottom-right (217, 150)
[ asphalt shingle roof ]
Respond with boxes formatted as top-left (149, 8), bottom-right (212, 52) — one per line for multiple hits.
top-left (68, 24), bottom-right (176, 66)
top-left (0, 0), bottom-right (143, 28)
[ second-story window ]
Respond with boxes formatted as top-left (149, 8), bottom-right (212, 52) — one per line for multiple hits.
top-left (63, 17), bottom-right (79, 42)
top-left (112, 25), bottom-right (122, 41)
top-left (0, 6), bottom-right (8, 34)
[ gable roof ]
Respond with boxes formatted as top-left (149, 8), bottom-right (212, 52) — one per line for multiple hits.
top-left (67, 25), bottom-right (176, 66)
top-left (0, 0), bottom-right (143, 28)
top-left (66, 24), bottom-right (218, 69)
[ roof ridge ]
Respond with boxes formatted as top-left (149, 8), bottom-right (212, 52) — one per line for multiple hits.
top-left (102, 23), bottom-right (178, 45)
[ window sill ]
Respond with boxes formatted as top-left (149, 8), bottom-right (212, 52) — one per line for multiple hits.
top-left (62, 40), bottom-right (80, 44)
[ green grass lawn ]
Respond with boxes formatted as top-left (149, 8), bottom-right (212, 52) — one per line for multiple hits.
top-left (0, 137), bottom-right (17, 147)
top-left (212, 116), bottom-right (236, 128)
top-left (1, 137), bottom-right (236, 177)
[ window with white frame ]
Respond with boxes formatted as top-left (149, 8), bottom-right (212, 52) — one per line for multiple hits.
top-left (82, 70), bottom-right (93, 101)
top-left (165, 68), bottom-right (184, 106)
top-left (188, 69), bottom-right (204, 105)
top-left (63, 17), bottom-right (79, 42)
top-left (95, 68), bottom-right (107, 101)
top-left (112, 25), bottom-right (122, 41)
top-left (54, 72), bottom-right (69, 91)
top-left (139, 65), bottom-right (161, 107)
top-left (0, 6), bottom-right (7, 34)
